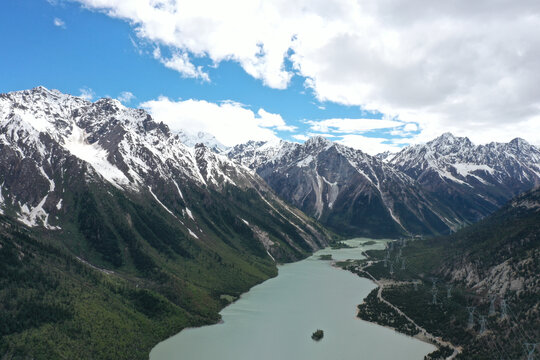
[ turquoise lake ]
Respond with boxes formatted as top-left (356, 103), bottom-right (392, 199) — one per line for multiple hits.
top-left (150, 239), bottom-right (436, 360)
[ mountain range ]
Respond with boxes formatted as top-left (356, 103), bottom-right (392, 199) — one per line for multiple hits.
top-left (2, 86), bottom-right (538, 258)
top-left (0, 86), bottom-right (329, 263)
top-left (228, 133), bottom-right (540, 237)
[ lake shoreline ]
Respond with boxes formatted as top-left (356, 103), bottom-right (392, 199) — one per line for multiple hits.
top-left (332, 261), bottom-right (441, 350)
top-left (333, 251), bottom-right (461, 360)
top-left (150, 238), bottom-right (437, 360)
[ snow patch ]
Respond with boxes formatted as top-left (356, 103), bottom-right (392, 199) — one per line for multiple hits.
top-left (149, 187), bottom-right (177, 218)
top-left (0, 183), bottom-right (4, 215)
top-left (39, 167), bottom-right (55, 192)
top-left (173, 180), bottom-right (184, 200)
top-left (63, 125), bottom-right (129, 188)
top-left (438, 168), bottom-right (470, 186)
top-left (453, 163), bottom-right (494, 177)
top-left (296, 155), bottom-right (314, 168)
top-left (188, 228), bottom-right (199, 239)
top-left (185, 207), bottom-right (195, 220)
top-left (15, 109), bottom-right (53, 133)
top-left (17, 198), bottom-right (59, 230)
top-left (16, 169), bottom-right (60, 229)
top-left (517, 199), bottom-right (540, 210)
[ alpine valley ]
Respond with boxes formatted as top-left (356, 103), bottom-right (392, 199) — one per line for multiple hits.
top-left (0, 87), bottom-right (331, 359)
top-left (0, 87), bottom-right (539, 360)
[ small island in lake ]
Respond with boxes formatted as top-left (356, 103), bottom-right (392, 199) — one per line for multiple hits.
top-left (330, 242), bottom-right (354, 249)
top-left (319, 254), bottom-right (332, 260)
top-left (311, 329), bottom-right (324, 341)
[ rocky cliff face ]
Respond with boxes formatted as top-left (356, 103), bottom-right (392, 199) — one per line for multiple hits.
top-left (438, 186), bottom-right (540, 297)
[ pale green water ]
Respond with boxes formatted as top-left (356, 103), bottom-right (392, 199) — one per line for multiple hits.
top-left (150, 239), bottom-right (436, 360)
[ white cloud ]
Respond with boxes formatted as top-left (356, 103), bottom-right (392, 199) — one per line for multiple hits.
top-left (153, 48), bottom-right (209, 81)
top-left (78, 87), bottom-right (95, 101)
top-left (74, 0), bottom-right (540, 145)
top-left (306, 118), bottom-right (402, 133)
top-left (257, 109), bottom-right (296, 131)
top-left (403, 123), bottom-right (418, 132)
top-left (140, 97), bottom-right (293, 146)
top-left (292, 134), bottom-right (310, 141)
top-left (336, 135), bottom-right (402, 155)
top-left (307, 132), bottom-right (337, 138)
top-left (53, 17), bottom-right (66, 28)
top-left (389, 122), bottom-right (419, 136)
top-left (117, 91), bottom-right (135, 104)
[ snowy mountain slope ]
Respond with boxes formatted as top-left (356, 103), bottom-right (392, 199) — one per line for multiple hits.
top-left (176, 130), bottom-right (227, 153)
top-left (0, 87), bottom-right (330, 267)
top-left (374, 150), bottom-right (396, 162)
top-left (389, 132), bottom-right (540, 224)
top-left (228, 136), bottom-right (460, 237)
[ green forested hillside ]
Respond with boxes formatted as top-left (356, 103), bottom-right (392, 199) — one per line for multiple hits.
top-left (0, 216), bottom-right (207, 360)
top-left (0, 175), bottom-right (332, 360)
top-left (354, 187), bottom-right (540, 359)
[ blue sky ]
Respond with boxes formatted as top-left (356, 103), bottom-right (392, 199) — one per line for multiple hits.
top-left (1, 0), bottom-right (539, 151)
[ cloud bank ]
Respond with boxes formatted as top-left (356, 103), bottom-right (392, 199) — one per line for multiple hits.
top-left (74, 0), bottom-right (540, 146)
top-left (140, 97), bottom-right (291, 146)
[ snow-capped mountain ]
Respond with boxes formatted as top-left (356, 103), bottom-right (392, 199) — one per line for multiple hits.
top-left (228, 136), bottom-right (461, 237)
top-left (388, 132), bottom-right (540, 224)
top-left (0, 87), bottom-right (329, 266)
top-left (228, 134), bottom-right (540, 237)
top-left (374, 150), bottom-right (396, 162)
top-left (2, 87), bottom-right (537, 245)
top-left (176, 130), bottom-right (227, 153)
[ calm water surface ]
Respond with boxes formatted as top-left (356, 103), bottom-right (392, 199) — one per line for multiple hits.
top-left (150, 238), bottom-right (436, 360)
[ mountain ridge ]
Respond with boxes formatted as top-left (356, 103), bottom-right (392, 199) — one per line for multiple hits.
top-left (0, 86), bottom-right (330, 263)
top-left (228, 132), bottom-right (540, 237)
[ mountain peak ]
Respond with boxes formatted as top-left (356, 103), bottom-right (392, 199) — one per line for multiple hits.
top-left (440, 131), bottom-right (455, 139)
top-left (176, 130), bottom-right (227, 152)
top-left (509, 137), bottom-right (530, 147)
top-left (428, 132), bottom-right (472, 149)
top-left (28, 86), bottom-right (65, 98)
top-left (95, 97), bottom-right (124, 108)
top-left (32, 85), bottom-right (49, 92)
top-left (305, 135), bottom-right (332, 148)
top-left (433, 132), bottom-right (457, 143)
top-left (375, 150), bottom-right (397, 162)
